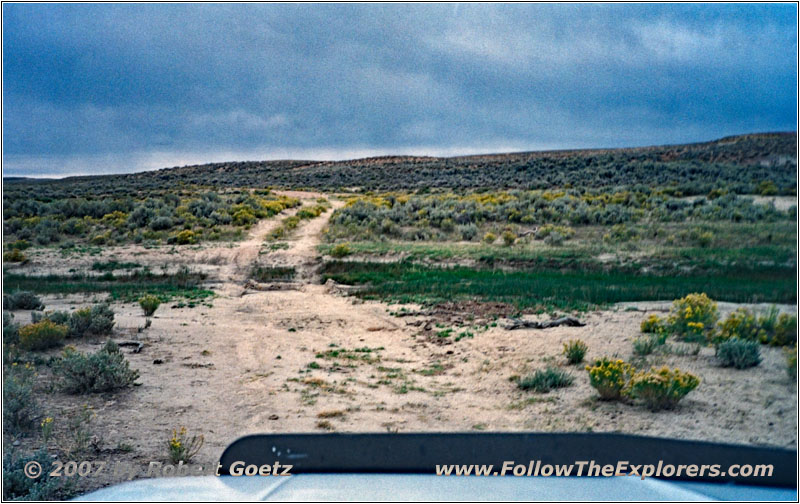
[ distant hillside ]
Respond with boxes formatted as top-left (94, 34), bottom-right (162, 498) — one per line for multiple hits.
top-left (5, 132), bottom-right (797, 195)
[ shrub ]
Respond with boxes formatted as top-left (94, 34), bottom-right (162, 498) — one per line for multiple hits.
top-left (3, 448), bottom-right (73, 500)
top-left (8, 239), bottom-right (30, 250)
top-left (330, 243), bottom-right (352, 258)
top-left (4, 313), bottom-right (19, 345)
top-left (3, 248), bottom-right (27, 263)
top-left (297, 206), bottom-right (324, 219)
top-left (535, 224), bottom-right (575, 240)
top-left (149, 216), bottom-right (174, 231)
top-left (640, 314), bottom-right (666, 334)
top-left (232, 208), bottom-right (257, 226)
top-left (482, 232), bottom-right (497, 244)
top-left (696, 231), bottom-right (714, 247)
top-left (715, 307), bottom-right (796, 347)
top-left (3, 363), bottom-right (37, 431)
top-left (139, 295), bottom-right (161, 317)
top-left (3, 291), bottom-right (44, 310)
top-left (18, 320), bottom-right (68, 351)
top-left (629, 366), bottom-right (700, 411)
top-left (517, 366), bottom-right (574, 393)
top-left (716, 338), bottom-right (761, 369)
top-left (757, 180), bottom-right (778, 196)
top-left (55, 341), bottom-right (140, 394)
top-left (764, 313), bottom-right (797, 347)
top-left (544, 232), bottom-right (565, 246)
top-left (784, 345), bottom-right (797, 379)
top-left (562, 339), bottom-right (587, 364)
top-left (715, 308), bottom-right (760, 344)
top-left (174, 229), bottom-right (198, 245)
top-left (167, 427), bottom-right (204, 464)
top-left (501, 230), bottom-right (517, 246)
top-left (457, 224), bottom-right (479, 241)
top-left (33, 305), bottom-right (114, 339)
top-left (668, 293), bottom-right (718, 342)
top-left (68, 305), bottom-right (115, 338)
top-left (586, 358), bottom-right (635, 400)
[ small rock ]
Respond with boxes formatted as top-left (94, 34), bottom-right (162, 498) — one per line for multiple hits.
top-left (268, 414), bottom-right (279, 421)
top-left (153, 359), bottom-right (164, 365)
top-left (12, 440), bottom-right (21, 447)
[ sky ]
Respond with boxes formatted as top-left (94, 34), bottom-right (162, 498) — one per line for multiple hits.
top-left (2, 3), bottom-right (797, 177)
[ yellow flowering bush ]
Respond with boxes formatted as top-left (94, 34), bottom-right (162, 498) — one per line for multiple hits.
top-left (715, 307), bottom-right (796, 347)
top-left (167, 426), bottom-right (204, 464)
top-left (3, 248), bottom-right (27, 263)
top-left (640, 314), bottom-right (667, 334)
top-left (174, 229), bottom-right (198, 245)
top-left (586, 358), bottom-right (635, 400)
top-left (19, 320), bottom-right (68, 351)
top-left (629, 366), bottom-right (700, 411)
top-left (714, 308), bottom-right (761, 345)
top-left (668, 293), bottom-right (718, 342)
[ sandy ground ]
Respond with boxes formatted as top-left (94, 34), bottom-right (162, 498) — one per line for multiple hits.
top-left (5, 191), bottom-right (798, 495)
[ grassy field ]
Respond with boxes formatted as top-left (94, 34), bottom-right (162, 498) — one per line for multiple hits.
top-left (2, 270), bottom-right (213, 303)
top-left (321, 260), bottom-right (795, 311)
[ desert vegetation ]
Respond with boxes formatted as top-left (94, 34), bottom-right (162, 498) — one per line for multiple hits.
top-left (2, 133), bottom-right (797, 498)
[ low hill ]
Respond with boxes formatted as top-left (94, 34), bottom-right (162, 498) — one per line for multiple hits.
top-left (4, 132), bottom-right (796, 195)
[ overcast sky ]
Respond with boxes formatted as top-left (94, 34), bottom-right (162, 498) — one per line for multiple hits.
top-left (2, 3), bottom-right (797, 177)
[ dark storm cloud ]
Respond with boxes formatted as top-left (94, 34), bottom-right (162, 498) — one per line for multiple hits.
top-left (2, 3), bottom-right (796, 176)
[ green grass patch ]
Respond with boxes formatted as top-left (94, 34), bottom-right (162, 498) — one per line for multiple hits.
top-left (320, 260), bottom-right (795, 311)
top-left (251, 266), bottom-right (296, 282)
top-left (3, 270), bottom-right (213, 303)
top-left (91, 260), bottom-right (142, 272)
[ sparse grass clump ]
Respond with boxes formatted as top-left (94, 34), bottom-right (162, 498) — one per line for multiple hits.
top-left (517, 367), bottom-right (574, 393)
top-left (784, 346), bottom-right (797, 379)
top-left (633, 334), bottom-right (666, 356)
top-left (586, 358), bottom-right (635, 400)
top-left (3, 291), bottom-right (44, 310)
top-left (167, 427), bottom-right (204, 464)
top-left (55, 340), bottom-right (140, 393)
top-left (716, 338), bottom-right (761, 369)
top-left (629, 366), bottom-right (700, 411)
top-left (562, 339), bottom-right (587, 364)
top-left (18, 320), bottom-right (68, 351)
top-left (138, 295), bottom-right (161, 317)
